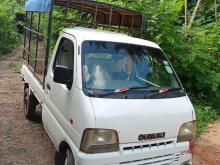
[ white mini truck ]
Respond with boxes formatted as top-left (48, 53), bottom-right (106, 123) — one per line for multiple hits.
top-left (22, 1), bottom-right (196, 165)
top-left (22, 27), bottom-right (196, 165)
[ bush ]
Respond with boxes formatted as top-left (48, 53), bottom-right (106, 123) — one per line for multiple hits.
top-left (194, 104), bottom-right (217, 135)
top-left (172, 25), bottom-right (220, 110)
top-left (0, 1), bottom-right (20, 54)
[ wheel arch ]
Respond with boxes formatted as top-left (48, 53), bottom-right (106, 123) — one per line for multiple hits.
top-left (24, 82), bottom-right (29, 89)
top-left (58, 140), bottom-right (78, 160)
top-left (24, 82), bottom-right (39, 105)
top-left (59, 141), bottom-right (70, 154)
top-left (55, 141), bottom-right (76, 165)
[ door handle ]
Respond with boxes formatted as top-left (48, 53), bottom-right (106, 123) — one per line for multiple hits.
top-left (46, 83), bottom-right (51, 90)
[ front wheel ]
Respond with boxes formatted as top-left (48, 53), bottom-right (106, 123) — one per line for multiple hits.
top-left (23, 86), bottom-right (37, 119)
top-left (64, 148), bottom-right (75, 165)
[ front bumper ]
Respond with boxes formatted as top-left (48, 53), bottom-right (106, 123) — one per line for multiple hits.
top-left (75, 139), bottom-right (192, 165)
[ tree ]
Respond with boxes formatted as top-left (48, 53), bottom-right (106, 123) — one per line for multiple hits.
top-left (0, 0), bottom-right (20, 54)
top-left (215, 0), bottom-right (218, 21)
top-left (188, 0), bottom-right (202, 28)
top-left (185, 0), bottom-right (188, 26)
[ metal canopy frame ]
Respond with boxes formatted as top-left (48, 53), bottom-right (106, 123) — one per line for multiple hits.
top-left (23, 11), bottom-right (52, 85)
top-left (54, 0), bottom-right (145, 30)
top-left (23, 0), bottom-right (145, 86)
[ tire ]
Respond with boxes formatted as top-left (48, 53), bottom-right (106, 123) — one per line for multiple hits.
top-left (55, 151), bottom-right (65, 165)
top-left (23, 86), bottom-right (37, 119)
top-left (64, 148), bottom-right (75, 165)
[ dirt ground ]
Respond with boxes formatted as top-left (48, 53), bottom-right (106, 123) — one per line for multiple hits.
top-left (193, 119), bottom-right (220, 165)
top-left (0, 46), bottom-right (220, 165)
top-left (0, 46), bottom-right (55, 165)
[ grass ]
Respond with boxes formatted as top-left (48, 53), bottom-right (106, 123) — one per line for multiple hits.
top-left (9, 61), bottom-right (21, 74)
top-left (194, 103), bottom-right (217, 135)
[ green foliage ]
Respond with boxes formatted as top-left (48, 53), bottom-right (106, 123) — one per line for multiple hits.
top-left (0, 0), bottom-right (20, 54)
top-left (194, 103), bottom-right (217, 135)
top-left (175, 24), bottom-right (220, 108)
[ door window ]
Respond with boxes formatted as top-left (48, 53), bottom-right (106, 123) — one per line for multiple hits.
top-left (53, 38), bottom-right (74, 70)
top-left (53, 38), bottom-right (74, 87)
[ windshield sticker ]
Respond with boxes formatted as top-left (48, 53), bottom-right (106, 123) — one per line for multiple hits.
top-left (87, 53), bottom-right (112, 60)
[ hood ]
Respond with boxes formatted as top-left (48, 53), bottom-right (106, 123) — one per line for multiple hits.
top-left (90, 96), bottom-right (194, 144)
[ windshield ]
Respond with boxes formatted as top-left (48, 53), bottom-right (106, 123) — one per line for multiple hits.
top-left (82, 41), bottom-right (182, 97)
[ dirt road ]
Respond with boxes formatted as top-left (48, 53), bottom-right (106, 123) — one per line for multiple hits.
top-left (193, 119), bottom-right (220, 165)
top-left (0, 46), bottom-right (220, 165)
top-left (0, 46), bottom-right (55, 165)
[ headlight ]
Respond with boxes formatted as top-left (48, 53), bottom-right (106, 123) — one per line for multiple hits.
top-left (177, 121), bottom-right (196, 142)
top-left (80, 129), bottom-right (119, 153)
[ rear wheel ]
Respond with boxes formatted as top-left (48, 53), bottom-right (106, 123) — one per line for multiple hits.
top-left (23, 85), bottom-right (37, 119)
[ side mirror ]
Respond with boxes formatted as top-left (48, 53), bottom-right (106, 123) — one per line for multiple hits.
top-left (53, 65), bottom-right (73, 89)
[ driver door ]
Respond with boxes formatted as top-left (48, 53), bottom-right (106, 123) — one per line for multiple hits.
top-left (45, 34), bottom-right (76, 135)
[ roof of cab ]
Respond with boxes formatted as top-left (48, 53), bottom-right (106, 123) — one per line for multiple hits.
top-left (62, 27), bottom-right (160, 49)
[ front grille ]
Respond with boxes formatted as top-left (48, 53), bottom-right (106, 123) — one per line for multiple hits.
top-left (123, 141), bottom-right (173, 151)
top-left (120, 154), bottom-right (174, 165)
top-left (174, 153), bottom-right (180, 162)
top-left (119, 140), bottom-right (175, 165)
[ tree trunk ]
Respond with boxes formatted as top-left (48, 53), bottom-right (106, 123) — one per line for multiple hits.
top-left (185, 0), bottom-right (188, 26)
top-left (188, 0), bottom-right (202, 28)
top-left (215, 0), bottom-right (218, 22)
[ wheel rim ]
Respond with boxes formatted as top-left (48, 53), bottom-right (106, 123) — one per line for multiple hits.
top-left (64, 158), bottom-right (68, 165)
top-left (64, 149), bottom-right (74, 165)
top-left (64, 151), bottom-right (69, 165)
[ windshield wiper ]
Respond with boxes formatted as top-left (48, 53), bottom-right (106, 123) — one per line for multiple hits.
top-left (89, 86), bottom-right (150, 98)
top-left (88, 87), bottom-right (183, 98)
top-left (144, 87), bottom-right (184, 99)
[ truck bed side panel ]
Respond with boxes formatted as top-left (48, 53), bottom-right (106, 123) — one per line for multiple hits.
top-left (21, 64), bottom-right (45, 103)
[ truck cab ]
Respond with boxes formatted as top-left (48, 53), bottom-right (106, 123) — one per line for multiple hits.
top-left (22, 27), bottom-right (195, 165)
